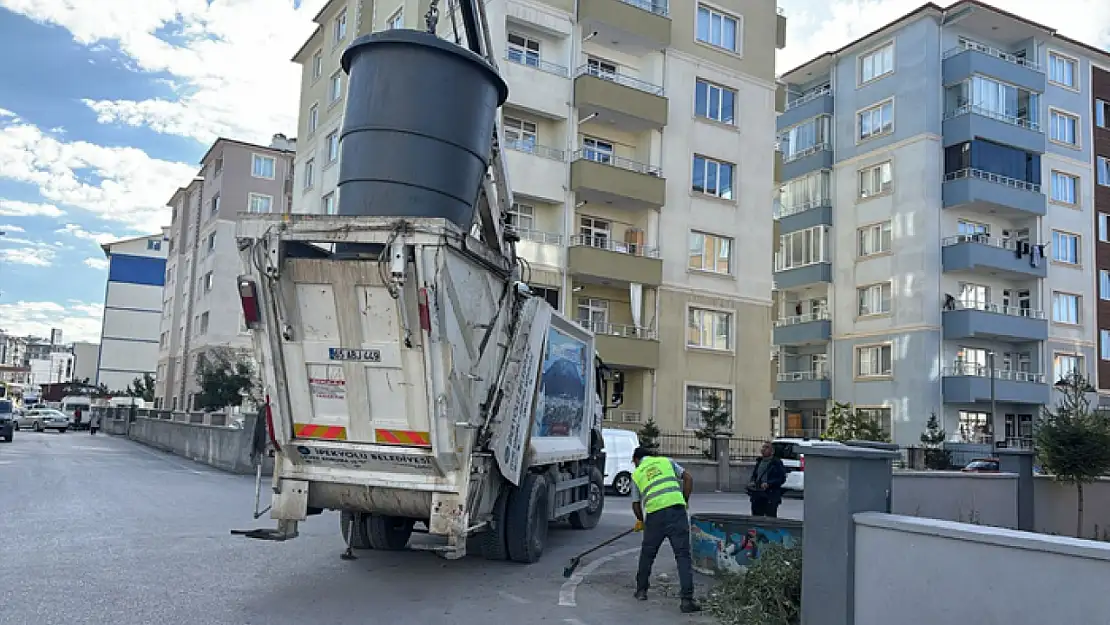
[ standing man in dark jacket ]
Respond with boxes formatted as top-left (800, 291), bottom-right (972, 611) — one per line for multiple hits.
top-left (747, 441), bottom-right (786, 517)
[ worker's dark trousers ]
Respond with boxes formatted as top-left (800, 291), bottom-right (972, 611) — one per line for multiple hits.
top-left (636, 504), bottom-right (694, 599)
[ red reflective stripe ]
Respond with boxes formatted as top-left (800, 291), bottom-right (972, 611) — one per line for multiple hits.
top-left (322, 426), bottom-right (345, 440)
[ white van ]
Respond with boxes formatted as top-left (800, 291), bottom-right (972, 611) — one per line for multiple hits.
top-left (60, 395), bottom-right (92, 427)
top-left (602, 428), bottom-right (640, 496)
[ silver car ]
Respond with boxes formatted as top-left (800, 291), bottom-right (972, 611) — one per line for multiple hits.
top-left (15, 408), bottom-right (70, 432)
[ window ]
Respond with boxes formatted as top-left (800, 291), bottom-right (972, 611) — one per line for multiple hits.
top-left (779, 170), bottom-right (830, 213)
top-left (248, 193), bottom-right (273, 214)
top-left (1053, 353), bottom-right (1082, 383)
top-left (958, 410), bottom-right (990, 444)
top-left (575, 297), bottom-right (609, 331)
top-left (859, 42), bottom-right (894, 84)
top-left (329, 72), bottom-right (343, 104)
top-left (958, 283), bottom-right (989, 309)
top-left (857, 221), bottom-right (892, 257)
top-left (252, 154), bottom-right (276, 179)
top-left (857, 282), bottom-right (892, 316)
top-left (1049, 110), bottom-right (1079, 146)
top-left (692, 155), bottom-right (734, 199)
top-left (1052, 292), bottom-right (1080, 324)
top-left (503, 116), bottom-right (537, 150)
top-left (859, 161), bottom-right (892, 198)
top-left (684, 385), bottom-right (733, 431)
top-left (694, 79), bottom-right (736, 125)
top-left (206, 232), bottom-right (216, 253)
top-left (507, 33), bottom-right (540, 67)
top-left (326, 131), bottom-right (340, 162)
top-left (1097, 99), bottom-right (1109, 129)
top-left (1051, 231), bottom-right (1079, 264)
top-left (586, 57), bottom-right (617, 79)
top-left (304, 158), bottom-right (315, 190)
top-left (1102, 330), bottom-right (1110, 360)
top-left (311, 50), bottom-right (323, 80)
top-left (779, 115), bottom-right (830, 161)
top-left (1048, 52), bottom-right (1077, 89)
top-left (1101, 271), bottom-right (1110, 300)
top-left (308, 104), bottom-right (319, 134)
top-left (855, 344), bottom-right (892, 378)
top-left (776, 226), bottom-right (830, 270)
top-left (202, 271), bottom-right (213, 292)
top-left (387, 8), bottom-right (403, 29)
top-left (688, 307), bottom-right (732, 350)
top-left (856, 407), bottom-right (892, 438)
top-left (688, 231), bottom-right (732, 274)
top-left (322, 192), bottom-right (337, 215)
top-left (333, 10), bottom-right (347, 44)
top-left (579, 216), bottom-right (610, 247)
top-left (858, 100), bottom-right (893, 141)
top-left (581, 137), bottom-right (613, 164)
top-left (695, 4), bottom-right (740, 53)
top-left (529, 286), bottom-right (560, 311)
top-left (210, 193), bottom-right (220, 214)
top-left (146, 239), bottom-right (162, 251)
top-left (199, 312), bottom-right (209, 335)
top-left (944, 76), bottom-right (1040, 128)
top-left (1050, 171), bottom-right (1078, 204)
top-left (1100, 213), bottom-right (1110, 242)
top-left (508, 202), bottom-right (535, 231)
top-left (1098, 156), bottom-right (1110, 187)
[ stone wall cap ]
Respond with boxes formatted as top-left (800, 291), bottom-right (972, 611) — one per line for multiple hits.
top-left (996, 448), bottom-right (1036, 456)
top-left (803, 445), bottom-right (899, 459)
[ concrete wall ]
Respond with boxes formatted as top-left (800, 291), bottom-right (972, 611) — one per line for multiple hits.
top-left (105, 411), bottom-right (270, 476)
top-left (854, 512), bottom-right (1110, 625)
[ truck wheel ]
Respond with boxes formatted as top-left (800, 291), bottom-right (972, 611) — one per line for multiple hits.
top-left (366, 514), bottom-right (414, 550)
top-left (506, 473), bottom-right (549, 564)
top-left (569, 466), bottom-right (605, 530)
top-left (340, 511), bottom-right (373, 549)
top-left (480, 488), bottom-right (510, 561)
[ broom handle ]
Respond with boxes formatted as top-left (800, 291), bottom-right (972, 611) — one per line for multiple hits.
top-left (579, 528), bottom-right (635, 558)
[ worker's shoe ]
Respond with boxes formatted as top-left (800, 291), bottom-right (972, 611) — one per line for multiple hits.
top-left (633, 589), bottom-right (648, 601)
top-left (680, 599), bottom-right (702, 613)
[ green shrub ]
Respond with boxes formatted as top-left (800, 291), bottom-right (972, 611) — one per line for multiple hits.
top-left (707, 542), bottom-right (802, 625)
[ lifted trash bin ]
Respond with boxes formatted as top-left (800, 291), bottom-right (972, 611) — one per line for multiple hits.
top-left (690, 513), bottom-right (803, 576)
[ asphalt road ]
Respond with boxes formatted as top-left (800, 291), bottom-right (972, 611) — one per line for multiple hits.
top-left (0, 432), bottom-right (802, 625)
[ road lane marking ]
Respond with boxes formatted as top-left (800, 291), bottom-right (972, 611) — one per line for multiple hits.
top-left (557, 546), bottom-right (640, 607)
top-left (498, 591), bottom-right (531, 604)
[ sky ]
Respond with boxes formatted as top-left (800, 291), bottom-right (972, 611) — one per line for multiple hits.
top-left (0, 0), bottom-right (1108, 345)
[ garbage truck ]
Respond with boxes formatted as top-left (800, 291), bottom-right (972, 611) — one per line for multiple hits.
top-left (232, 0), bottom-right (622, 563)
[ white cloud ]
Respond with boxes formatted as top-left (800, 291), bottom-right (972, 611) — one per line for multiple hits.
top-left (0, 224), bottom-right (26, 233)
top-left (0, 241), bottom-right (56, 267)
top-left (57, 223), bottom-right (120, 246)
top-left (0, 0), bottom-right (326, 145)
top-left (0, 115), bottom-right (195, 233)
top-left (779, 0), bottom-right (1110, 73)
top-left (0, 199), bottom-right (65, 218)
top-left (0, 108), bottom-right (14, 118)
top-left (83, 257), bottom-right (110, 270)
top-left (0, 300), bottom-right (103, 343)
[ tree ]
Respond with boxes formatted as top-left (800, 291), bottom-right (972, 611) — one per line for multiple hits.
top-left (637, 418), bottom-right (660, 451)
top-left (194, 348), bottom-right (257, 412)
top-left (695, 393), bottom-right (733, 458)
top-left (919, 412), bottom-right (952, 470)
top-left (822, 401), bottom-right (889, 443)
top-left (1036, 370), bottom-right (1110, 538)
top-left (127, 373), bottom-right (156, 403)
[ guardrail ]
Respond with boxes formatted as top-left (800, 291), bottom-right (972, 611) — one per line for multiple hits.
top-left (504, 52), bottom-right (569, 77)
top-left (575, 64), bottom-right (664, 96)
top-left (784, 87), bottom-right (831, 112)
top-left (943, 103), bottom-right (1040, 131)
top-left (571, 149), bottom-right (662, 176)
top-left (943, 168), bottom-right (1041, 193)
top-left (568, 234), bottom-right (660, 258)
top-left (504, 139), bottom-right (566, 161)
top-left (942, 38), bottom-right (1043, 72)
top-left (941, 365), bottom-right (1046, 383)
top-left (943, 300), bottom-right (1045, 319)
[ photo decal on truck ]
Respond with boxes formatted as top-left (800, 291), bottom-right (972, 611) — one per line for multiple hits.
top-left (533, 326), bottom-right (588, 439)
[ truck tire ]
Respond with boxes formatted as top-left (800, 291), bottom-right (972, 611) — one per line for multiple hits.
top-left (480, 488), bottom-right (510, 561)
top-left (505, 473), bottom-right (549, 564)
top-left (340, 511), bottom-right (373, 549)
top-left (366, 514), bottom-right (414, 550)
top-left (569, 466), bottom-right (605, 530)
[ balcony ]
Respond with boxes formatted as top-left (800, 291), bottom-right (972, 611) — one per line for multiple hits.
top-left (942, 365), bottom-right (1050, 405)
top-left (776, 88), bottom-right (834, 132)
top-left (773, 258), bottom-right (832, 290)
top-left (577, 0), bottom-right (671, 52)
top-left (514, 229), bottom-right (563, 270)
top-left (942, 303), bottom-right (1048, 342)
top-left (773, 312), bottom-right (831, 346)
top-left (942, 169), bottom-right (1046, 217)
top-left (781, 143), bottom-right (834, 182)
top-left (567, 236), bottom-right (662, 287)
top-left (570, 151), bottom-right (665, 210)
top-left (941, 235), bottom-right (1047, 279)
top-left (774, 371), bottom-right (832, 401)
top-left (502, 54), bottom-right (571, 119)
top-left (583, 321), bottom-right (660, 369)
top-left (942, 104), bottom-right (1045, 154)
top-left (504, 140), bottom-right (566, 202)
top-left (574, 66), bottom-right (668, 131)
top-left (775, 196), bottom-right (832, 234)
top-left (942, 39), bottom-right (1045, 95)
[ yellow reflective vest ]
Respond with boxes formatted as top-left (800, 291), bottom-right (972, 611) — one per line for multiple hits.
top-left (632, 456), bottom-right (686, 514)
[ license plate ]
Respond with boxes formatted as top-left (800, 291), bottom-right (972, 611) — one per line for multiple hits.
top-left (328, 348), bottom-right (381, 362)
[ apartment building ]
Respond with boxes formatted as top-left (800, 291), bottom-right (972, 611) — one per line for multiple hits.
top-left (97, 231), bottom-right (170, 392)
top-left (772, 0), bottom-right (1110, 447)
top-left (290, 0), bottom-right (784, 434)
top-left (154, 137), bottom-right (295, 410)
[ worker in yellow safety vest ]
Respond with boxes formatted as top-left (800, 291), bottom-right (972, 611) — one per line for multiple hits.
top-left (630, 446), bottom-right (700, 613)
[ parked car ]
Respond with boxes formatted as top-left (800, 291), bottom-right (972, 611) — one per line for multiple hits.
top-left (15, 408), bottom-right (69, 432)
top-left (771, 437), bottom-right (846, 493)
top-left (0, 399), bottom-right (15, 442)
top-left (602, 428), bottom-right (639, 496)
top-left (962, 458), bottom-right (1000, 473)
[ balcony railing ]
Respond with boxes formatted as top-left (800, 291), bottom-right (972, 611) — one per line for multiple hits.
top-left (777, 370), bottom-right (829, 382)
top-left (782, 142), bottom-right (831, 164)
top-left (774, 253), bottom-right (831, 272)
top-left (614, 0), bottom-right (669, 17)
top-left (504, 139), bottom-right (566, 161)
top-left (576, 65), bottom-right (665, 97)
top-left (943, 103), bottom-right (1041, 131)
top-left (774, 310), bottom-right (830, 327)
top-left (571, 149), bottom-right (662, 176)
top-left (942, 364), bottom-right (1046, 383)
top-left (514, 228), bottom-right (563, 245)
top-left (579, 320), bottom-right (658, 340)
top-left (942, 233), bottom-right (1025, 251)
top-left (569, 235), bottom-right (660, 258)
top-left (784, 87), bottom-right (831, 112)
top-left (944, 168), bottom-right (1041, 193)
top-left (504, 52), bottom-right (569, 77)
top-left (942, 38), bottom-right (1043, 73)
top-left (776, 196), bottom-right (831, 218)
top-left (944, 300), bottom-right (1045, 320)
top-left (603, 409), bottom-right (643, 423)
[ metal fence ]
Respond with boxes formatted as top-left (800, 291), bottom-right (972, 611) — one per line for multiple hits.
top-left (896, 442), bottom-right (1031, 470)
top-left (653, 432), bottom-right (765, 462)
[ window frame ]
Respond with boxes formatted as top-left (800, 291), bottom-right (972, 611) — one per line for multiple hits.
top-left (506, 32), bottom-right (541, 67)
top-left (857, 98), bottom-right (894, 143)
top-left (326, 130), bottom-right (340, 163)
top-left (856, 281), bottom-right (892, 317)
top-left (854, 343), bottom-right (894, 379)
top-left (308, 103), bottom-right (319, 135)
top-left (387, 7), bottom-right (404, 30)
top-left (1051, 230), bottom-right (1080, 265)
top-left (1099, 212), bottom-right (1110, 242)
top-left (1100, 270), bottom-right (1110, 301)
top-left (1051, 291), bottom-right (1081, 325)
top-left (1048, 107), bottom-right (1081, 148)
top-left (248, 192), bottom-right (274, 214)
top-left (694, 78), bottom-right (737, 125)
top-left (691, 153), bottom-right (735, 200)
top-left (1098, 155), bottom-right (1110, 187)
top-left (311, 49), bottom-right (323, 81)
top-left (683, 383), bottom-right (735, 432)
top-left (1049, 170), bottom-right (1079, 206)
top-left (857, 41), bottom-right (895, 86)
top-left (858, 161), bottom-right (893, 199)
top-left (333, 9), bottom-right (348, 45)
top-left (1101, 330), bottom-right (1110, 360)
top-left (329, 71), bottom-right (343, 104)
top-left (303, 158), bottom-right (315, 190)
top-left (1053, 351), bottom-right (1083, 383)
top-left (856, 220), bottom-right (892, 258)
top-left (694, 3), bottom-right (742, 54)
top-left (251, 153), bottom-right (276, 180)
top-left (687, 230), bottom-right (733, 275)
top-left (322, 192), bottom-right (337, 216)
top-left (1047, 50), bottom-right (1079, 91)
top-left (686, 304), bottom-right (734, 352)
top-left (508, 202), bottom-right (535, 231)
top-left (1097, 98), bottom-right (1109, 129)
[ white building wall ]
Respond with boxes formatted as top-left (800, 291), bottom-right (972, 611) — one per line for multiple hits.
top-left (97, 233), bottom-right (167, 392)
